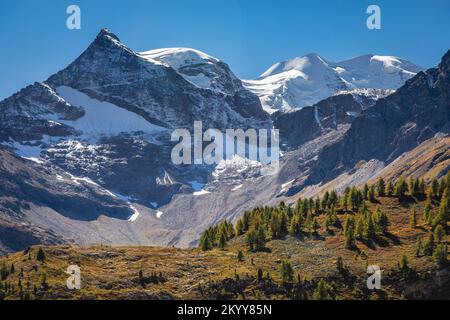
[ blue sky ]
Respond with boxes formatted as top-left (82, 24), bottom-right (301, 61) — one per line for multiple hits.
top-left (0, 0), bottom-right (449, 100)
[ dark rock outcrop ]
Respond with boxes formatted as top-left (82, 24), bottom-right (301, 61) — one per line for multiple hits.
top-left (274, 92), bottom-right (379, 147)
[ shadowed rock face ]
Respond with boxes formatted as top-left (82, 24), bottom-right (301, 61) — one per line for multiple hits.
top-left (0, 146), bottom-right (142, 254)
top-left (304, 50), bottom-right (450, 186)
top-left (0, 224), bottom-right (42, 255)
top-left (0, 83), bottom-right (84, 142)
top-left (273, 93), bottom-right (379, 148)
top-left (0, 148), bottom-right (134, 221)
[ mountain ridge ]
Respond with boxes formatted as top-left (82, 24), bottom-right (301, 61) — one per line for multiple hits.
top-left (244, 52), bottom-right (423, 114)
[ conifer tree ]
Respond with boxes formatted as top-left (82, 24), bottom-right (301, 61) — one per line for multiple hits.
top-left (344, 217), bottom-right (356, 249)
top-left (280, 212), bottom-right (288, 235)
top-left (242, 211), bottom-right (251, 231)
top-left (235, 219), bottom-right (244, 236)
top-left (225, 220), bottom-right (235, 239)
top-left (368, 185), bottom-right (376, 202)
top-left (257, 268), bottom-right (263, 282)
top-left (377, 178), bottom-right (386, 197)
top-left (341, 193), bottom-right (348, 211)
top-left (280, 261), bottom-right (294, 286)
top-left (419, 179), bottom-right (425, 194)
top-left (36, 248), bottom-right (46, 263)
top-left (313, 279), bottom-right (331, 300)
top-left (431, 178), bottom-right (439, 197)
top-left (433, 244), bottom-right (448, 265)
top-left (365, 213), bottom-right (376, 239)
top-left (312, 217), bottom-right (320, 235)
top-left (423, 233), bottom-right (435, 256)
top-left (199, 232), bottom-right (213, 251)
top-left (305, 213), bottom-right (313, 234)
top-left (399, 254), bottom-right (409, 270)
top-left (218, 231), bottom-right (227, 250)
top-left (415, 238), bottom-right (423, 257)
top-left (328, 191), bottom-right (338, 208)
top-left (423, 198), bottom-right (432, 225)
top-left (409, 177), bottom-right (415, 196)
top-left (336, 256), bottom-right (345, 274)
top-left (438, 179), bottom-right (446, 197)
top-left (289, 214), bottom-right (301, 236)
top-left (0, 261), bottom-right (8, 281)
top-left (314, 198), bottom-right (321, 214)
top-left (322, 192), bottom-right (329, 211)
top-left (432, 197), bottom-right (448, 229)
top-left (413, 178), bottom-right (421, 196)
top-left (255, 226), bottom-right (267, 251)
top-left (386, 181), bottom-right (394, 197)
top-left (246, 229), bottom-right (256, 252)
top-left (395, 177), bottom-right (408, 198)
top-left (269, 212), bottom-right (281, 239)
top-left (363, 184), bottom-right (369, 200)
top-left (355, 215), bottom-right (365, 240)
top-left (373, 206), bottom-right (389, 234)
top-left (410, 205), bottom-right (417, 228)
top-left (237, 250), bottom-right (244, 262)
top-left (439, 190), bottom-right (449, 221)
top-left (434, 225), bottom-right (444, 242)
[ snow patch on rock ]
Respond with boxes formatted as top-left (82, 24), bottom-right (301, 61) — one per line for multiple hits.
top-left (56, 86), bottom-right (166, 141)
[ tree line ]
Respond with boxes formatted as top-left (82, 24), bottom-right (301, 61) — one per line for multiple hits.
top-left (199, 172), bottom-right (449, 265)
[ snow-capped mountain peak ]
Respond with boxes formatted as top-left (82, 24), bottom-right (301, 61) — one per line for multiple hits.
top-left (140, 47), bottom-right (243, 95)
top-left (91, 28), bottom-right (139, 57)
top-left (244, 53), bottom-right (423, 114)
top-left (334, 54), bottom-right (423, 89)
top-left (259, 53), bottom-right (330, 78)
top-left (140, 47), bottom-right (220, 70)
top-left (97, 28), bottom-right (120, 42)
top-left (244, 53), bottom-right (349, 114)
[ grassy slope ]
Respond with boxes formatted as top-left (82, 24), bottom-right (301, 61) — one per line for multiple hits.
top-left (0, 196), bottom-right (448, 300)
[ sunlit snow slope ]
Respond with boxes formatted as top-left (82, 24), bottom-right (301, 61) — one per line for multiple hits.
top-left (244, 53), bottom-right (423, 113)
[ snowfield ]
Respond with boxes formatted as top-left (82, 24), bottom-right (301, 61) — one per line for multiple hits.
top-left (56, 86), bottom-right (166, 140)
top-left (140, 48), bottom-right (220, 71)
top-left (244, 53), bottom-right (422, 113)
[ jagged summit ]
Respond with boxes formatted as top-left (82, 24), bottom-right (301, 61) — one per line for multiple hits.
top-left (83, 28), bottom-right (136, 57)
top-left (437, 49), bottom-right (450, 73)
top-left (97, 28), bottom-right (120, 41)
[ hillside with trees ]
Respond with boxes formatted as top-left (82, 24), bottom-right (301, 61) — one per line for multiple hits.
top-left (0, 172), bottom-right (449, 300)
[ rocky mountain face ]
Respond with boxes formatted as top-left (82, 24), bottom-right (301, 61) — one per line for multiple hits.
top-left (47, 30), bottom-right (267, 129)
top-left (139, 48), bottom-right (266, 121)
top-left (244, 53), bottom-right (422, 114)
top-left (0, 146), bottom-right (138, 254)
top-left (0, 83), bottom-right (83, 142)
top-left (0, 28), bottom-right (447, 254)
top-left (273, 91), bottom-right (387, 147)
